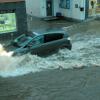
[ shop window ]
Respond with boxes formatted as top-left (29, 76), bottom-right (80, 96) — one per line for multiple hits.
top-left (59, 0), bottom-right (70, 9)
top-left (0, 12), bottom-right (17, 34)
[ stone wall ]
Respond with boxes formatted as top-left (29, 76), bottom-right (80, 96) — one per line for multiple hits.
top-left (0, 1), bottom-right (27, 40)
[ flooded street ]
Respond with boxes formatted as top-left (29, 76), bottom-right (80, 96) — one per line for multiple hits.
top-left (0, 19), bottom-right (100, 100)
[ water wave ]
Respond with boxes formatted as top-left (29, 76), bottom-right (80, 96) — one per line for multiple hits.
top-left (0, 36), bottom-right (100, 77)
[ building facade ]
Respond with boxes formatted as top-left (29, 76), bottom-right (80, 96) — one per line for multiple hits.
top-left (25, 0), bottom-right (86, 20)
top-left (25, 0), bottom-right (100, 21)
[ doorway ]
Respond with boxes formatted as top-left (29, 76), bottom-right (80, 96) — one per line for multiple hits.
top-left (46, 0), bottom-right (53, 16)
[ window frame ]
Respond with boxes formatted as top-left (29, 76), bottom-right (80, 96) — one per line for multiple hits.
top-left (59, 0), bottom-right (70, 9)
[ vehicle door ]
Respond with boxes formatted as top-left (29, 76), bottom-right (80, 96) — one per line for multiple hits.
top-left (32, 33), bottom-right (67, 55)
top-left (29, 35), bottom-right (44, 54)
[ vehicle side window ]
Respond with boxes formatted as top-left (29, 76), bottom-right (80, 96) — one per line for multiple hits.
top-left (35, 35), bottom-right (44, 43)
top-left (28, 35), bottom-right (43, 47)
top-left (19, 37), bottom-right (28, 43)
top-left (28, 39), bottom-right (36, 47)
top-left (44, 33), bottom-right (64, 43)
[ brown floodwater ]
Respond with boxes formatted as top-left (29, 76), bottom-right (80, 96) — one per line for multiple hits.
top-left (0, 20), bottom-right (100, 78)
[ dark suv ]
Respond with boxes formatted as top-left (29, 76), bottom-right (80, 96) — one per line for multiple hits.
top-left (7, 30), bottom-right (72, 56)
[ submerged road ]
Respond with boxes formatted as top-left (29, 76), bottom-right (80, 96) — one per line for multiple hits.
top-left (0, 66), bottom-right (100, 100)
top-left (0, 19), bottom-right (100, 100)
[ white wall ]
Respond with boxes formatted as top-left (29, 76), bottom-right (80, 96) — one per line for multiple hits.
top-left (59, 0), bottom-right (86, 20)
top-left (40, 0), bottom-right (60, 17)
top-left (59, 0), bottom-right (72, 18)
top-left (25, 0), bottom-right (42, 17)
top-left (40, 0), bottom-right (47, 17)
top-left (25, 0), bottom-right (86, 20)
top-left (53, 0), bottom-right (60, 16)
top-left (25, 0), bottom-right (61, 17)
top-left (72, 0), bottom-right (86, 20)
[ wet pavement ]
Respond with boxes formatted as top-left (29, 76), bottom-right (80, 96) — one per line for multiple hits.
top-left (0, 17), bottom-right (100, 100)
top-left (27, 15), bottom-right (77, 32)
top-left (0, 66), bottom-right (100, 100)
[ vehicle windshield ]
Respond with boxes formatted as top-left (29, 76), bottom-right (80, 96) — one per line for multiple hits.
top-left (18, 36), bottom-right (32, 43)
top-left (19, 37), bottom-right (28, 42)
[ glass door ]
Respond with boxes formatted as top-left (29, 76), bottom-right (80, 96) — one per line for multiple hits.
top-left (46, 0), bottom-right (53, 16)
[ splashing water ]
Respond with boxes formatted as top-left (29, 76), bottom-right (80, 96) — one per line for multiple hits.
top-left (0, 33), bottom-right (100, 77)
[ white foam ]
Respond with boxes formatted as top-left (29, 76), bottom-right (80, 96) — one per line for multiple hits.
top-left (0, 36), bottom-right (100, 77)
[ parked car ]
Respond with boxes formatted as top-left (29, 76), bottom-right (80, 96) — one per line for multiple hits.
top-left (7, 30), bottom-right (72, 56)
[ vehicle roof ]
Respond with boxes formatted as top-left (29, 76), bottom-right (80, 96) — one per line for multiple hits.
top-left (32, 29), bottom-right (66, 36)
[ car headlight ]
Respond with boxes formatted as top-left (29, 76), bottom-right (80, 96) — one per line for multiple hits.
top-left (67, 37), bottom-right (71, 41)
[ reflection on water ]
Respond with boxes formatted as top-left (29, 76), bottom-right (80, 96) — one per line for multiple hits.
top-left (0, 34), bottom-right (100, 77)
